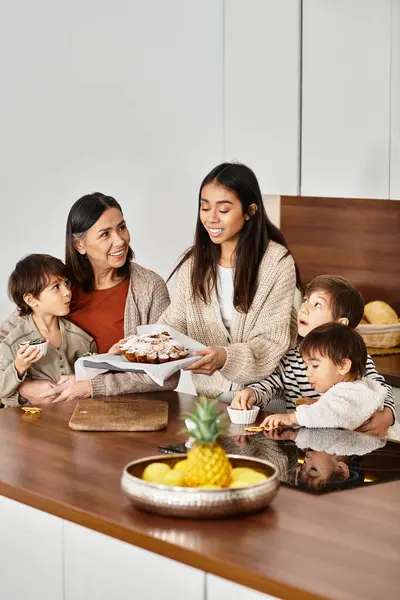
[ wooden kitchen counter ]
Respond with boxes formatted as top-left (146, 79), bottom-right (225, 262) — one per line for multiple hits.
top-left (0, 391), bottom-right (399, 600)
top-left (374, 353), bottom-right (400, 388)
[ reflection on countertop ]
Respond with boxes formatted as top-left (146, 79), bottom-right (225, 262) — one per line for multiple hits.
top-left (219, 427), bottom-right (400, 495)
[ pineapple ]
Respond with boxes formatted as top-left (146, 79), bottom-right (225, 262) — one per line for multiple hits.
top-left (182, 397), bottom-right (232, 488)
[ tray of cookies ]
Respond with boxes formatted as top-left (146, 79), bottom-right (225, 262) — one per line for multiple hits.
top-left (120, 330), bottom-right (190, 364)
top-left (74, 325), bottom-right (205, 386)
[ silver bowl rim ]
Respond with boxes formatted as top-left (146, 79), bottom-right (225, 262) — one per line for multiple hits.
top-left (121, 453), bottom-right (280, 493)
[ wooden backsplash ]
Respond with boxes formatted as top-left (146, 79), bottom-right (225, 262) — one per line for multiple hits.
top-left (280, 196), bottom-right (400, 314)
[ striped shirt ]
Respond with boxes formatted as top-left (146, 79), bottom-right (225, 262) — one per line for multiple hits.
top-left (249, 346), bottom-right (396, 420)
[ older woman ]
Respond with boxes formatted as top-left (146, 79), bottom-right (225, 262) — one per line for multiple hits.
top-left (0, 192), bottom-right (178, 403)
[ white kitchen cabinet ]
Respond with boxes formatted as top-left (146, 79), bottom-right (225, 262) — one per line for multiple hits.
top-left (0, 495), bottom-right (282, 600)
top-left (63, 520), bottom-right (205, 600)
top-left (224, 0), bottom-right (301, 195)
top-left (390, 0), bottom-right (400, 199)
top-left (302, 0), bottom-right (391, 198)
top-left (207, 574), bottom-right (278, 600)
top-left (0, 497), bottom-right (63, 600)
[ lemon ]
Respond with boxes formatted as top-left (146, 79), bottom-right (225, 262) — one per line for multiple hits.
top-left (142, 462), bottom-right (171, 483)
top-left (231, 467), bottom-right (267, 484)
top-left (229, 480), bottom-right (249, 489)
top-left (163, 470), bottom-right (185, 487)
top-left (239, 471), bottom-right (267, 485)
top-left (231, 467), bottom-right (256, 481)
top-left (173, 459), bottom-right (190, 473)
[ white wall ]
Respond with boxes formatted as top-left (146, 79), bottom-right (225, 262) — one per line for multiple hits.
top-left (0, 0), bottom-right (224, 318)
top-left (0, 0), bottom-right (399, 321)
top-left (0, 0), bottom-right (305, 320)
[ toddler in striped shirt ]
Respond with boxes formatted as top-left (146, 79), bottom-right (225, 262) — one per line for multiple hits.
top-left (230, 275), bottom-right (396, 437)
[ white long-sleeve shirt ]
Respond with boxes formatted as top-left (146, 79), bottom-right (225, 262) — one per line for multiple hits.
top-left (295, 378), bottom-right (400, 439)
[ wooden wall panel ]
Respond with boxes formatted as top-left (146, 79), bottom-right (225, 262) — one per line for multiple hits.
top-left (280, 196), bottom-right (400, 313)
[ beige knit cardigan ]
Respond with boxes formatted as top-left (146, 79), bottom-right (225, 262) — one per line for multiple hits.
top-left (0, 263), bottom-right (178, 398)
top-left (159, 241), bottom-right (298, 398)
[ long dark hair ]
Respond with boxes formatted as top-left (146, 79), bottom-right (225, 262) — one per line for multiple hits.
top-left (168, 162), bottom-right (299, 312)
top-left (65, 192), bottom-right (133, 291)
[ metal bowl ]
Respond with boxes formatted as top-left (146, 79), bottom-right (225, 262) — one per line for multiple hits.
top-left (121, 454), bottom-right (280, 519)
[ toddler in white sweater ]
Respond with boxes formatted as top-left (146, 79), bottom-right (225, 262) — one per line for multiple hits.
top-left (261, 323), bottom-right (400, 440)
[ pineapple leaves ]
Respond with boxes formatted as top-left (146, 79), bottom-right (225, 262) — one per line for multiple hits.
top-left (181, 396), bottom-right (226, 444)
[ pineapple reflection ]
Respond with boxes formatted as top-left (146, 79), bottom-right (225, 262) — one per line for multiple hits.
top-left (220, 430), bottom-right (298, 483)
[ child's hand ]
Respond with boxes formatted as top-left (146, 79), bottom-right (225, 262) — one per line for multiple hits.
top-left (19, 380), bottom-right (59, 404)
top-left (230, 388), bottom-right (256, 410)
top-left (263, 428), bottom-right (298, 442)
top-left (108, 339), bottom-right (126, 354)
top-left (260, 412), bottom-right (298, 429)
top-left (14, 344), bottom-right (42, 377)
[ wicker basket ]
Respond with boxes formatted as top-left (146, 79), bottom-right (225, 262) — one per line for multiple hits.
top-left (357, 320), bottom-right (400, 349)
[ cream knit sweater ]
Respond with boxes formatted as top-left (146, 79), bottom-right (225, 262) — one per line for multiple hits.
top-left (159, 241), bottom-right (297, 398)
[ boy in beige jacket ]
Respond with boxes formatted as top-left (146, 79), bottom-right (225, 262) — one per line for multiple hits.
top-left (0, 254), bottom-right (96, 407)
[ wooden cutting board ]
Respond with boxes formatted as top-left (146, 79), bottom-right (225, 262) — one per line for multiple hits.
top-left (69, 399), bottom-right (168, 431)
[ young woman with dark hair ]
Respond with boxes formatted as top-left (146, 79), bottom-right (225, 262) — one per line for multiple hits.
top-left (160, 162), bottom-right (299, 399)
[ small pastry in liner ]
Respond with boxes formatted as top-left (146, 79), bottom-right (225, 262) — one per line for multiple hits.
top-left (146, 351), bottom-right (158, 364)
